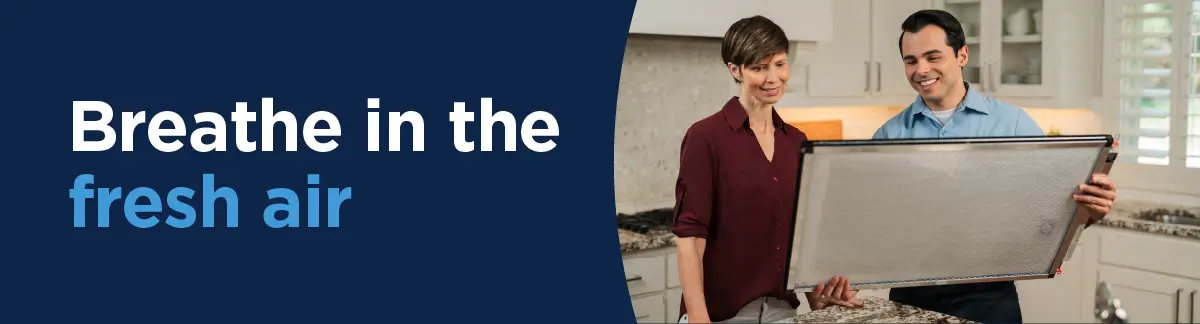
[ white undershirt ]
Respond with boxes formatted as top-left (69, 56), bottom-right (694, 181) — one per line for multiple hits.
top-left (931, 108), bottom-right (955, 126)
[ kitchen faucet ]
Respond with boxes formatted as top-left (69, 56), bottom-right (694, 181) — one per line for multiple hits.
top-left (1094, 282), bottom-right (1129, 324)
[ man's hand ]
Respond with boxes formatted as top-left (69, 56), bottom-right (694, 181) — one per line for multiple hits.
top-left (807, 276), bottom-right (864, 310)
top-left (1074, 173), bottom-right (1117, 221)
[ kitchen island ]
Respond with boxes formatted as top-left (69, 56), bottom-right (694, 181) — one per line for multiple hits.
top-left (783, 296), bottom-right (975, 323)
top-left (619, 226), bottom-right (978, 323)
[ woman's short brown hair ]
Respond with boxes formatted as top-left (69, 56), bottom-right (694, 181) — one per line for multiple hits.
top-left (721, 15), bottom-right (790, 83)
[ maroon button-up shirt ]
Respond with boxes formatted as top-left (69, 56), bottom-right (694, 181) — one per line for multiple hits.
top-left (672, 97), bottom-right (807, 322)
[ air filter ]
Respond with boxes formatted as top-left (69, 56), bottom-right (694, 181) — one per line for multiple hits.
top-left (785, 135), bottom-right (1115, 292)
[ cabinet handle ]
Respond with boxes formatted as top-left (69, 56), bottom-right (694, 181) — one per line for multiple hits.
top-left (1177, 288), bottom-right (1184, 324)
top-left (979, 64), bottom-right (986, 91)
top-left (875, 62), bottom-right (882, 92)
top-left (805, 65), bottom-right (810, 93)
top-left (989, 63), bottom-right (997, 92)
top-left (864, 61), bottom-right (870, 92)
top-left (626, 275), bottom-right (643, 282)
top-left (1190, 290), bottom-right (1196, 324)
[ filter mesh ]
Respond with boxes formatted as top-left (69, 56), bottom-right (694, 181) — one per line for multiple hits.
top-left (791, 145), bottom-right (1101, 289)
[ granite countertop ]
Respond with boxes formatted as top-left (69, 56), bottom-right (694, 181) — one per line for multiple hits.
top-left (616, 208), bottom-right (677, 253)
top-left (783, 297), bottom-right (975, 323)
top-left (1093, 200), bottom-right (1200, 240)
top-left (618, 228), bottom-right (676, 253)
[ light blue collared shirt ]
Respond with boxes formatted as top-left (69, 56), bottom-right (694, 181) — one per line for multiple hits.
top-left (872, 82), bottom-right (1045, 139)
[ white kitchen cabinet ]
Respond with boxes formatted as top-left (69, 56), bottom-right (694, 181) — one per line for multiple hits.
top-left (941, 0), bottom-right (1058, 98)
top-left (790, 0), bottom-right (936, 108)
top-left (997, 225), bottom-right (1200, 323)
top-left (631, 292), bottom-right (667, 323)
top-left (622, 246), bottom-right (682, 323)
top-left (874, 0), bottom-right (939, 98)
top-left (803, 0), bottom-right (874, 99)
top-left (1098, 264), bottom-right (1199, 323)
top-left (1090, 227), bottom-right (1200, 323)
top-left (628, 0), bottom-right (833, 43)
top-left (667, 287), bottom-right (682, 322)
top-left (788, 0), bottom-right (1099, 108)
top-left (938, 0), bottom-right (1100, 108)
top-left (1015, 231), bottom-right (1091, 323)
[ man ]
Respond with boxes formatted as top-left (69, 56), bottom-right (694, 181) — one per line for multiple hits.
top-left (871, 9), bottom-right (1118, 323)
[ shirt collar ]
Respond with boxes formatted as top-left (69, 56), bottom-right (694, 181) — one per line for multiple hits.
top-left (721, 96), bottom-right (788, 133)
top-left (908, 81), bottom-right (989, 126)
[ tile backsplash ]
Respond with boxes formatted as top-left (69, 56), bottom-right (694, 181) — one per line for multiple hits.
top-left (614, 35), bottom-right (1105, 214)
top-left (614, 35), bottom-right (732, 214)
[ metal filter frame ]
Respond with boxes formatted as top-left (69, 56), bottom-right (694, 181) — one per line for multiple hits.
top-left (783, 135), bottom-right (1116, 292)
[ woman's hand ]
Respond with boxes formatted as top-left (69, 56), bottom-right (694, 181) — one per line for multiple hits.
top-left (807, 276), bottom-right (864, 310)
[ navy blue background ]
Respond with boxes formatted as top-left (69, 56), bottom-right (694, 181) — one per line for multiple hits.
top-left (1, 1), bottom-right (637, 322)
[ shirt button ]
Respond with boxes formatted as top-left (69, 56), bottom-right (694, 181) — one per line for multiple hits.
top-left (776, 245), bottom-right (781, 251)
top-left (773, 176), bottom-right (778, 182)
top-left (775, 221), bottom-right (781, 226)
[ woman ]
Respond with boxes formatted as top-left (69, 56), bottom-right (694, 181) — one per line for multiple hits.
top-left (671, 15), bottom-right (863, 323)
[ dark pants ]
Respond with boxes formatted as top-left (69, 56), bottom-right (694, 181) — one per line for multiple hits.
top-left (888, 281), bottom-right (1022, 324)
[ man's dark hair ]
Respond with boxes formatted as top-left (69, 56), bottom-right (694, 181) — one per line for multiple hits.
top-left (897, 10), bottom-right (966, 57)
top-left (721, 15), bottom-right (789, 83)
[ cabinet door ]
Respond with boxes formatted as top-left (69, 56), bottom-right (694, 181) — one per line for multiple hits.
top-left (989, 0), bottom-right (1056, 97)
top-left (1098, 264), bottom-right (1196, 323)
top-left (667, 287), bottom-right (682, 323)
top-left (872, 0), bottom-right (938, 97)
top-left (630, 293), bottom-right (666, 323)
top-left (806, 0), bottom-right (873, 98)
top-left (940, 0), bottom-right (990, 90)
top-left (1016, 241), bottom-right (1087, 323)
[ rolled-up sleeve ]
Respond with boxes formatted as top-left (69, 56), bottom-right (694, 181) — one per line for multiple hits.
top-left (672, 126), bottom-right (716, 239)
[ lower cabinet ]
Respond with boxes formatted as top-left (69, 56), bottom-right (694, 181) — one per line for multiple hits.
top-left (1018, 226), bottom-right (1200, 323)
top-left (1015, 227), bottom-right (1091, 323)
top-left (1091, 227), bottom-right (1200, 323)
top-left (1098, 264), bottom-right (1199, 323)
top-left (667, 287), bottom-right (682, 322)
top-left (623, 247), bottom-right (681, 323)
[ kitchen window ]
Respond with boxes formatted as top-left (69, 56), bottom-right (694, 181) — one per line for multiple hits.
top-left (1107, 0), bottom-right (1200, 194)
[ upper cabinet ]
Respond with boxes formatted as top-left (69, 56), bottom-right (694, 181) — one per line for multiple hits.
top-left (941, 0), bottom-right (1103, 108)
top-left (628, 0), bottom-right (834, 42)
top-left (782, 0), bottom-right (940, 108)
top-left (786, 0), bottom-right (1101, 108)
top-left (946, 0), bottom-right (1057, 98)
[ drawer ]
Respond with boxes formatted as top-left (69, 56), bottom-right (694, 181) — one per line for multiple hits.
top-left (631, 292), bottom-right (666, 323)
top-left (1098, 228), bottom-right (1200, 280)
top-left (624, 255), bottom-right (667, 296)
top-left (667, 252), bottom-right (679, 288)
top-left (666, 287), bottom-right (682, 322)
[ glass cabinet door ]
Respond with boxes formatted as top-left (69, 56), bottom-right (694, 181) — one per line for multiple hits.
top-left (994, 0), bottom-right (1046, 89)
top-left (944, 0), bottom-right (987, 87)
